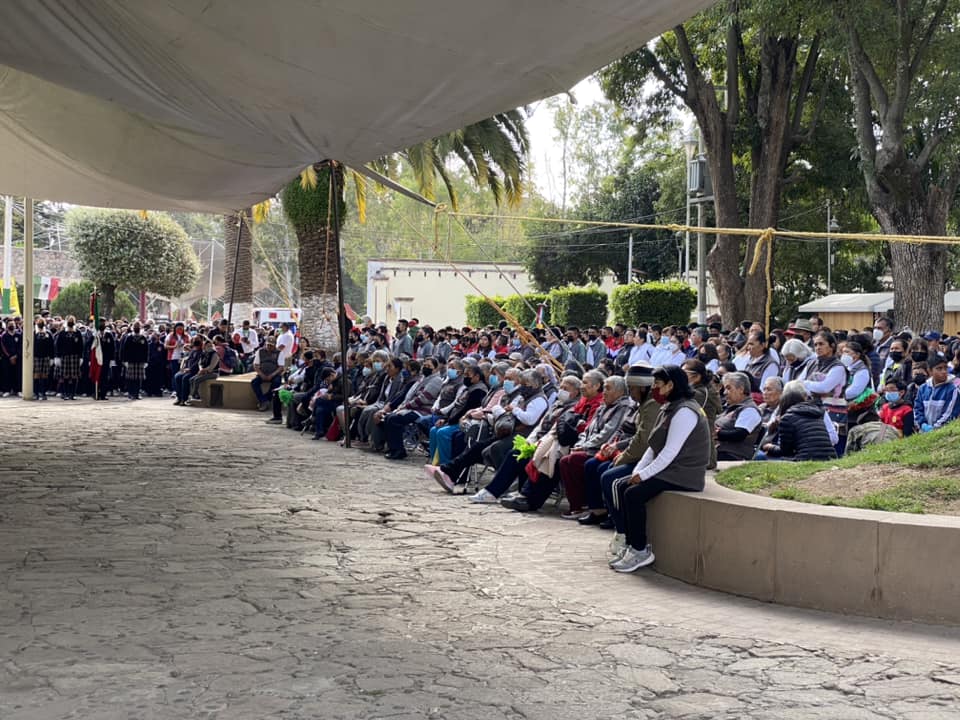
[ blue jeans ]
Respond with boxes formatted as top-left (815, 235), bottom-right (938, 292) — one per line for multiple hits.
top-left (252, 375), bottom-right (281, 403)
top-left (173, 370), bottom-right (196, 403)
top-left (428, 424), bottom-right (461, 466)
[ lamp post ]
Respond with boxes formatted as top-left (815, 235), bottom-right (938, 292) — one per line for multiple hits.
top-left (682, 132), bottom-right (699, 284)
top-left (826, 200), bottom-right (840, 294)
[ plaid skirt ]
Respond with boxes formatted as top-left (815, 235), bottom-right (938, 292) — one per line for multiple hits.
top-left (125, 362), bottom-right (146, 381)
top-left (60, 354), bottom-right (82, 380)
top-left (33, 356), bottom-right (51, 378)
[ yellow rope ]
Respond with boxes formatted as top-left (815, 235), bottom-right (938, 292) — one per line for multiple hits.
top-left (746, 228), bottom-right (776, 335)
top-left (444, 211), bottom-right (960, 246)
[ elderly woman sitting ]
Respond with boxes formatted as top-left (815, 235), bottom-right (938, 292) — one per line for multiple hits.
top-left (609, 365), bottom-right (711, 573)
top-left (757, 381), bottom-right (838, 461)
top-left (780, 338), bottom-right (814, 383)
top-left (758, 376), bottom-right (784, 426)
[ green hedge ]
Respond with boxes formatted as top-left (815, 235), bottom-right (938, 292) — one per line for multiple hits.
top-left (465, 295), bottom-right (506, 327)
top-left (610, 281), bottom-right (697, 327)
top-left (502, 293), bottom-right (549, 327)
top-left (548, 286), bottom-right (608, 328)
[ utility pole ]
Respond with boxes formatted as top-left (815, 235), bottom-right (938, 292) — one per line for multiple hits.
top-left (2, 196), bottom-right (11, 314)
top-left (627, 233), bottom-right (633, 283)
top-left (207, 238), bottom-right (215, 321)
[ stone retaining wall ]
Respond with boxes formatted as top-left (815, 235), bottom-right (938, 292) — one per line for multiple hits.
top-left (648, 479), bottom-right (960, 625)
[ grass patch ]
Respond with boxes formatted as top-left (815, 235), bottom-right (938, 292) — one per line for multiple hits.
top-left (716, 422), bottom-right (960, 515)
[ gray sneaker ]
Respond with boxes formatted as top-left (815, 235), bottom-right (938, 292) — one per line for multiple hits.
top-left (611, 544), bottom-right (655, 573)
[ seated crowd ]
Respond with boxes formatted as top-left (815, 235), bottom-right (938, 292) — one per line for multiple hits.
top-left (260, 314), bottom-right (960, 573)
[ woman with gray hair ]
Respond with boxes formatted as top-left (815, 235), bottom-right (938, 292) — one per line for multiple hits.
top-left (535, 363), bottom-right (559, 405)
top-left (715, 372), bottom-right (763, 461)
top-left (780, 338), bottom-right (814, 383)
top-left (757, 380), bottom-right (837, 461)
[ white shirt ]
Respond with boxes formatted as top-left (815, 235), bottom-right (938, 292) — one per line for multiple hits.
top-left (632, 407), bottom-right (699, 481)
top-left (240, 328), bottom-right (259, 354)
top-left (628, 343), bottom-right (652, 366)
top-left (276, 330), bottom-right (296, 365)
top-left (512, 396), bottom-right (549, 425)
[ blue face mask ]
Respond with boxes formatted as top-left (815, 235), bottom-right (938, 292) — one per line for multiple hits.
top-left (885, 391), bottom-right (901, 403)
top-left (360, 334), bottom-right (369, 343)
top-left (362, 367), bottom-right (372, 377)
top-left (373, 361), bottom-right (383, 372)
top-left (659, 336), bottom-right (670, 348)
top-left (488, 374), bottom-right (500, 388)
top-left (450, 339), bottom-right (459, 347)
top-left (447, 368), bottom-right (458, 380)
top-left (502, 379), bottom-right (516, 394)
top-left (512, 339), bottom-right (521, 347)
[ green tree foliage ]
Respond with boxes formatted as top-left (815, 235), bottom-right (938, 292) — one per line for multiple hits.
top-left (66, 209), bottom-right (200, 319)
top-left (610, 281), bottom-right (696, 327)
top-left (51, 280), bottom-right (136, 321)
top-left (548, 287), bottom-right (608, 327)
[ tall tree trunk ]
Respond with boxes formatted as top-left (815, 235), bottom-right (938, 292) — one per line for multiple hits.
top-left (295, 222), bottom-right (341, 352)
top-left (743, 35), bottom-right (799, 324)
top-left (874, 191), bottom-right (950, 333)
top-left (223, 209), bottom-right (253, 324)
top-left (101, 283), bottom-right (116, 320)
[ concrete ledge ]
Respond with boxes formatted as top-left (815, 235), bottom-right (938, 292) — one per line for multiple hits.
top-left (199, 372), bottom-right (271, 410)
top-left (647, 477), bottom-right (960, 625)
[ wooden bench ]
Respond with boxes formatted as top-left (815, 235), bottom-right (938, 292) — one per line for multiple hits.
top-left (198, 372), bottom-right (273, 411)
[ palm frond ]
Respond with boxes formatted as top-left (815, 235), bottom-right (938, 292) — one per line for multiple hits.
top-left (252, 199), bottom-right (272, 224)
top-left (299, 165), bottom-right (318, 190)
top-left (351, 170), bottom-right (368, 224)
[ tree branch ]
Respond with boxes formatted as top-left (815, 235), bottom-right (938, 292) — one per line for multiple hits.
top-left (909, 0), bottom-right (949, 78)
top-left (790, 33), bottom-right (822, 142)
top-left (914, 130), bottom-right (945, 171)
top-left (848, 60), bottom-right (880, 194)
top-left (845, 24), bottom-right (889, 119)
top-left (725, 0), bottom-right (741, 132)
top-left (641, 45), bottom-right (687, 100)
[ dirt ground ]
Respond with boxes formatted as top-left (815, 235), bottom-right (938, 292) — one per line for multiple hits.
top-left (757, 464), bottom-right (960, 516)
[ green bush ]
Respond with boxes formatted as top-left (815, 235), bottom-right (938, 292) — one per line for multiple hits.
top-left (502, 293), bottom-right (549, 327)
top-left (610, 281), bottom-right (697, 327)
top-left (465, 295), bottom-right (506, 328)
top-left (548, 286), bottom-right (608, 328)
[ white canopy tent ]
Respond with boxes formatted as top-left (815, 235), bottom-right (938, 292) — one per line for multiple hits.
top-left (0, 0), bottom-right (714, 212)
top-left (0, 0), bottom-right (716, 401)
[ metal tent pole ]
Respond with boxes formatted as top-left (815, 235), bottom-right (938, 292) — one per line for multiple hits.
top-left (22, 198), bottom-right (34, 400)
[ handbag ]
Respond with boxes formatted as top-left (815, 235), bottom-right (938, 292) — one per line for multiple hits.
top-left (493, 412), bottom-right (516, 439)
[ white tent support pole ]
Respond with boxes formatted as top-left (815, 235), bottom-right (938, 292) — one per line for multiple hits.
top-left (226, 214), bottom-right (242, 327)
top-left (3, 195), bottom-right (11, 313)
top-left (22, 197), bottom-right (34, 400)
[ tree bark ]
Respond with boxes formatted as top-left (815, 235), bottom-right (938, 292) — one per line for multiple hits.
top-left (101, 283), bottom-right (116, 321)
top-left (223, 209), bottom-right (253, 323)
top-left (295, 220), bottom-right (341, 352)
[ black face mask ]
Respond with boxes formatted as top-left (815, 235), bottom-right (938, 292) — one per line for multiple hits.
top-left (519, 385), bottom-right (538, 399)
top-left (422, 366), bottom-right (433, 376)
top-left (888, 351), bottom-right (904, 363)
top-left (911, 352), bottom-right (927, 363)
top-left (613, 331), bottom-right (621, 338)
top-left (913, 373), bottom-right (928, 384)
top-left (463, 376), bottom-right (473, 387)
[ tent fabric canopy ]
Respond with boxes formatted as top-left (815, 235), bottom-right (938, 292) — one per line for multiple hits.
top-left (0, 0), bottom-right (713, 212)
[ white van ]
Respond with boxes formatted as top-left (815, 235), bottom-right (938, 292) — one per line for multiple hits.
top-left (253, 307), bottom-right (302, 330)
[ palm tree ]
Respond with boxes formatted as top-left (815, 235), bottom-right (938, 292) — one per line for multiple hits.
top-left (286, 112), bottom-right (529, 348)
top-left (223, 209), bottom-right (253, 324)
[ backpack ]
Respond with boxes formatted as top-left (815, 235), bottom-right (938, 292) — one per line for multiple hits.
top-left (221, 346), bottom-right (238, 372)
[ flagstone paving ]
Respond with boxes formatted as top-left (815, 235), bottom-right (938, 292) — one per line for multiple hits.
top-left (2, 396), bottom-right (960, 719)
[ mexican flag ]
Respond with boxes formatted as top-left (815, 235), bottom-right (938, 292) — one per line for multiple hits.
top-left (89, 332), bottom-right (103, 384)
top-left (32, 276), bottom-right (61, 302)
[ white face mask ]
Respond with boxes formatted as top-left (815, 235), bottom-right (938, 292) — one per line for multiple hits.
top-left (873, 328), bottom-right (884, 342)
top-left (557, 389), bottom-right (571, 403)
top-left (840, 353), bottom-right (854, 368)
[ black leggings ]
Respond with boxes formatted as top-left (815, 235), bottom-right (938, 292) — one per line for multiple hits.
top-left (621, 477), bottom-right (696, 551)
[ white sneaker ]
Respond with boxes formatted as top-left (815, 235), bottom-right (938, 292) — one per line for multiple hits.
top-left (469, 489), bottom-right (498, 504)
top-left (1, 392), bottom-right (8, 398)
top-left (611, 544), bottom-right (655, 573)
top-left (608, 533), bottom-right (626, 561)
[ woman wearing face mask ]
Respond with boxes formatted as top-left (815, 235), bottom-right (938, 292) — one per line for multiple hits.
top-left (880, 337), bottom-right (908, 387)
top-left (682, 359), bottom-right (722, 469)
top-left (802, 331), bottom-right (849, 452)
top-left (608, 365), bottom-right (711, 573)
top-left (54, 315), bottom-right (85, 400)
top-left (841, 341), bottom-right (877, 427)
top-left (697, 342), bottom-right (720, 374)
top-left (780, 339), bottom-right (814, 383)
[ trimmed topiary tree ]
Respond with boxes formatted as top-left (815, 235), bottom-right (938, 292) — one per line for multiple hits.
top-left (548, 286), bottom-right (608, 328)
top-left (610, 281), bottom-right (697, 327)
top-left (465, 295), bottom-right (507, 327)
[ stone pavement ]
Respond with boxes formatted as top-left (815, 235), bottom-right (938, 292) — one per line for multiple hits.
top-left (2, 397), bottom-right (960, 720)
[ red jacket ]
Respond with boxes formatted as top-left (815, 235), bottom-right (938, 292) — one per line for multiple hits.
top-left (879, 401), bottom-right (914, 436)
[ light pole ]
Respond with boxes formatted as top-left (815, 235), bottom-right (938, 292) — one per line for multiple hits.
top-left (682, 132), bottom-right (699, 284)
top-left (826, 200), bottom-right (840, 294)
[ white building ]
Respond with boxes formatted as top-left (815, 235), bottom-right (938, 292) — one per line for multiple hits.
top-left (366, 259), bottom-right (620, 328)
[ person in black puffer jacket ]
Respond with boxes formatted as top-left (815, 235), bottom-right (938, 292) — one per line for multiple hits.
top-left (759, 380), bottom-right (837, 461)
